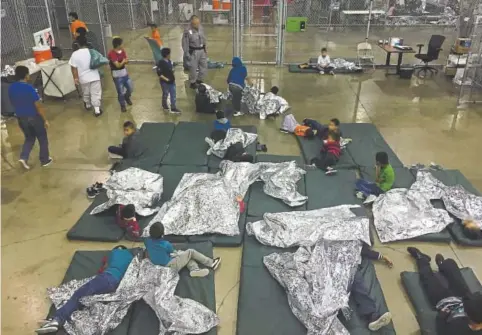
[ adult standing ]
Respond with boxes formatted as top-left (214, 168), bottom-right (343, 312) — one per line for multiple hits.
top-left (8, 66), bottom-right (52, 169)
top-left (182, 15), bottom-right (208, 89)
top-left (69, 12), bottom-right (87, 40)
top-left (69, 36), bottom-right (103, 117)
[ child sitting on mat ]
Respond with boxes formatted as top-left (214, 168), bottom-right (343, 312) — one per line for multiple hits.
top-left (145, 222), bottom-right (221, 278)
top-left (35, 246), bottom-right (134, 334)
top-left (108, 121), bottom-right (141, 159)
top-left (196, 84), bottom-right (216, 114)
top-left (116, 204), bottom-right (141, 240)
top-left (355, 151), bottom-right (395, 199)
top-left (310, 130), bottom-right (341, 175)
top-left (462, 220), bottom-right (482, 240)
top-left (213, 110), bottom-right (231, 131)
top-left (224, 142), bottom-right (254, 163)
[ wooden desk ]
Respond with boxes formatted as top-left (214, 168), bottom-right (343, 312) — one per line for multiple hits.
top-left (378, 44), bottom-right (415, 75)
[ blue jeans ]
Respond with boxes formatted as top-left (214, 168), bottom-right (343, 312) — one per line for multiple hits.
top-left (113, 75), bottom-right (132, 107)
top-left (161, 81), bottom-right (176, 109)
top-left (17, 115), bottom-right (50, 164)
top-left (355, 179), bottom-right (383, 197)
top-left (54, 272), bottom-right (119, 324)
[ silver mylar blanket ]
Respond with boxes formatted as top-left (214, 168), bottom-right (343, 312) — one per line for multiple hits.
top-left (373, 171), bottom-right (454, 242)
top-left (144, 160), bottom-right (307, 236)
top-left (47, 257), bottom-right (219, 335)
top-left (332, 58), bottom-right (362, 71)
top-left (199, 83), bottom-right (228, 104)
top-left (442, 185), bottom-right (482, 228)
top-left (242, 86), bottom-right (290, 118)
top-left (90, 168), bottom-right (163, 216)
top-left (247, 206), bottom-right (370, 334)
top-left (205, 128), bottom-right (258, 158)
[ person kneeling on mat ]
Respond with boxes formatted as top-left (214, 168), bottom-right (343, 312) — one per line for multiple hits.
top-left (311, 130), bottom-right (341, 175)
top-left (213, 110), bottom-right (231, 131)
top-left (145, 222), bottom-right (221, 277)
top-left (353, 244), bottom-right (393, 331)
top-left (36, 246), bottom-right (134, 334)
top-left (196, 84), bottom-right (217, 114)
top-left (462, 220), bottom-right (482, 240)
top-left (117, 204), bottom-right (141, 240)
top-left (224, 142), bottom-right (254, 163)
top-left (108, 121), bottom-right (141, 159)
top-left (407, 247), bottom-right (482, 334)
top-left (355, 151), bottom-right (395, 199)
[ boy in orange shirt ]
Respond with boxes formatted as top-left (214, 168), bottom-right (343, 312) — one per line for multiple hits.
top-left (149, 23), bottom-right (163, 48)
top-left (69, 12), bottom-right (87, 39)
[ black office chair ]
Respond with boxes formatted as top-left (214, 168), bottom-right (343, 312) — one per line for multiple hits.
top-left (414, 34), bottom-right (445, 78)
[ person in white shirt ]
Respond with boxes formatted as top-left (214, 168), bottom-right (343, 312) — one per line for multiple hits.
top-left (69, 35), bottom-right (103, 116)
top-left (317, 47), bottom-right (335, 75)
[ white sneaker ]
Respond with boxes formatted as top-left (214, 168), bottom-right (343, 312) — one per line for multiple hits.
top-left (364, 194), bottom-right (377, 204)
top-left (41, 157), bottom-right (53, 167)
top-left (319, 70), bottom-right (325, 75)
top-left (189, 268), bottom-right (209, 278)
top-left (355, 191), bottom-right (365, 199)
top-left (368, 312), bottom-right (392, 331)
top-left (35, 319), bottom-right (60, 334)
top-left (108, 152), bottom-right (123, 159)
top-left (325, 167), bottom-right (337, 175)
top-left (19, 159), bottom-right (30, 170)
top-left (211, 257), bottom-right (221, 270)
top-left (233, 111), bottom-right (244, 117)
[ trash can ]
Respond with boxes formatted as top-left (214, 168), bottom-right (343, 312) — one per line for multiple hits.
top-left (399, 65), bottom-right (414, 79)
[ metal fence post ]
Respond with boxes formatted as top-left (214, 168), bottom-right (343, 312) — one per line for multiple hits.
top-left (128, 0), bottom-right (136, 29)
top-left (276, 0), bottom-right (285, 66)
top-left (96, 0), bottom-right (107, 55)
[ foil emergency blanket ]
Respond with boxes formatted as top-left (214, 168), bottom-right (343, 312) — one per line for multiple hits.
top-left (90, 167), bottom-right (162, 216)
top-left (47, 257), bottom-right (219, 335)
top-left (200, 83), bottom-right (225, 104)
top-left (242, 86), bottom-right (290, 119)
top-left (144, 160), bottom-right (307, 236)
top-left (205, 128), bottom-right (258, 158)
top-left (332, 58), bottom-right (362, 71)
top-left (442, 185), bottom-right (482, 228)
top-left (373, 171), bottom-right (453, 242)
top-left (246, 205), bottom-right (371, 248)
top-left (247, 206), bottom-right (370, 334)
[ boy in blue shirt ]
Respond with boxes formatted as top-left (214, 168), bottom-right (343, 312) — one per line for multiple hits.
top-left (145, 222), bottom-right (221, 277)
top-left (227, 57), bottom-right (248, 117)
top-left (8, 65), bottom-right (52, 170)
top-left (213, 110), bottom-right (231, 132)
top-left (35, 246), bottom-right (134, 334)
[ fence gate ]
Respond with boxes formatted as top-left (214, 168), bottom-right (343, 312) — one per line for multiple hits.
top-left (235, 0), bottom-right (285, 65)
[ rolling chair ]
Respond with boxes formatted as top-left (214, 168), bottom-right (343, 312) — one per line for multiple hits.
top-left (414, 34), bottom-right (445, 78)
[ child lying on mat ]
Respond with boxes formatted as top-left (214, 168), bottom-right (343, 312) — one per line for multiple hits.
top-left (355, 151), bottom-right (395, 200)
top-left (117, 204), bottom-right (141, 240)
top-left (36, 246), bottom-right (134, 334)
top-left (310, 131), bottom-right (341, 175)
top-left (462, 220), bottom-right (482, 240)
top-left (145, 222), bottom-right (221, 278)
top-left (355, 243), bottom-right (393, 331)
top-left (280, 115), bottom-right (341, 140)
top-left (108, 121), bottom-right (140, 159)
top-left (280, 113), bottom-right (314, 138)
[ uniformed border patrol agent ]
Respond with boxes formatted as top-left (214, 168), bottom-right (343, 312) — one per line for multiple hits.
top-left (182, 15), bottom-right (208, 89)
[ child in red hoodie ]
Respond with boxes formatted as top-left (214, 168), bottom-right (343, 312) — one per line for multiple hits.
top-left (116, 204), bottom-right (141, 240)
top-left (310, 130), bottom-right (341, 174)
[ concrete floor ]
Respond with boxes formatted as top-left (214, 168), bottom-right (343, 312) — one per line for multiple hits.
top-left (2, 30), bottom-right (482, 335)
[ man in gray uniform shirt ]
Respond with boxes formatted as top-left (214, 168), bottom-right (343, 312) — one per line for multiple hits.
top-left (182, 15), bottom-right (208, 89)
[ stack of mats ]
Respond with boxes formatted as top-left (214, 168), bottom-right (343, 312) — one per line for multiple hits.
top-left (401, 267), bottom-right (482, 335)
top-left (67, 122), bottom-right (257, 246)
top-left (237, 218), bottom-right (396, 335)
top-left (47, 242), bottom-right (217, 335)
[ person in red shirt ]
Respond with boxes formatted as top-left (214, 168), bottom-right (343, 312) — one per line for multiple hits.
top-left (116, 204), bottom-right (141, 240)
top-left (310, 130), bottom-right (341, 175)
top-left (108, 37), bottom-right (133, 112)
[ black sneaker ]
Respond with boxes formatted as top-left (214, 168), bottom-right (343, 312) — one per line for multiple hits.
top-left (92, 182), bottom-right (104, 191)
top-left (189, 82), bottom-right (198, 89)
top-left (41, 157), bottom-right (53, 167)
top-left (86, 187), bottom-right (100, 199)
top-left (407, 247), bottom-right (431, 262)
top-left (125, 96), bottom-right (133, 106)
top-left (84, 102), bottom-right (92, 110)
top-left (435, 254), bottom-right (445, 267)
top-left (121, 106), bottom-right (127, 113)
top-left (211, 257), bottom-right (221, 270)
top-left (170, 108), bottom-right (181, 114)
top-left (196, 79), bottom-right (203, 84)
top-left (94, 109), bottom-right (103, 117)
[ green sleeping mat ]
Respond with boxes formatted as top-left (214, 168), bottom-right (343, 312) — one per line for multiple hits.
top-left (47, 243), bottom-right (216, 335)
top-left (340, 123), bottom-right (404, 168)
top-left (296, 135), bottom-right (357, 168)
top-left (238, 218), bottom-right (395, 335)
top-left (247, 155), bottom-right (307, 217)
top-left (207, 125), bottom-right (258, 169)
top-left (305, 168), bottom-right (361, 210)
top-left (161, 122), bottom-right (212, 166)
top-left (288, 63), bottom-right (363, 74)
top-left (113, 122), bottom-right (175, 173)
top-left (127, 242), bottom-right (217, 335)
top-left (429, 170), bottom-right (482, 246)
top-left (401, 268), bottom-right (482, 335)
